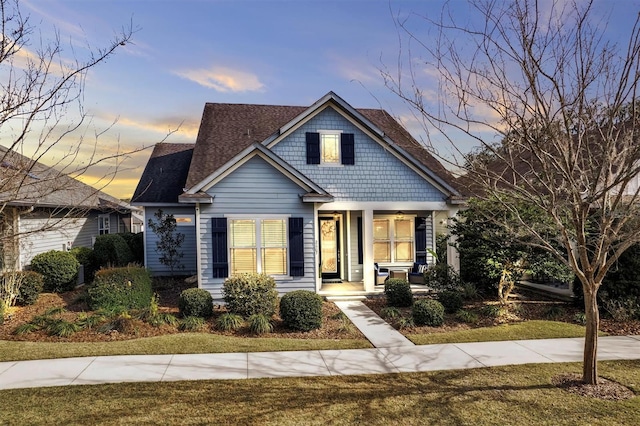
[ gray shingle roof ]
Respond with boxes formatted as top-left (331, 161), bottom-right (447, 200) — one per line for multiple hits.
top-left (0, 145), bottom-right (129, 212)
top-left (136, 95), bottom-right (460, 204)
top-left (185, 101), bottom-right (457, 192)
top-left (132, 143), bottom-right (195, 204)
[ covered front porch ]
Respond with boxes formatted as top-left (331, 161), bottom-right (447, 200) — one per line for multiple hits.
top-left (314, 202), bottom-right (460, 297)
top-left (318, 280), bottom-right (432, 298)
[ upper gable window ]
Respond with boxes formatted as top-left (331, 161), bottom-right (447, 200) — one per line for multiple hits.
top-left (306, 132), bottom-right (355, 165)
top-left (320, 131), bottom-right (340, 164)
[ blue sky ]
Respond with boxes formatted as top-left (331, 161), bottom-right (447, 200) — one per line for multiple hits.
top-left (10, 0), bottom-right (640, 198)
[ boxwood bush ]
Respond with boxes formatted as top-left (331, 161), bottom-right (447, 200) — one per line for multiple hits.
top-left (222, 273), bottom-right (278, 317)
top-left (178, 288), bottom-right (213, 318)
top-left (120, 232), bottom-right (144, 264)
top-left (15, 271), bottom-right (45, 305)
top-left (30, 250), bottom-right (80, 292)
top-left (93, 234), bottom-right (134, 268)
top-left (384, 278), bottom-right (413, 307)
top-left (70, 246), bottom-right (98, 283)
top-left (86, 266), bottom-right (152, 311)
top-left (437, 290), bottom-right (464, 314)
top-left (413, 299), bottom-right (445, 326)
top-left (279, 290), bottom-right (323, 331)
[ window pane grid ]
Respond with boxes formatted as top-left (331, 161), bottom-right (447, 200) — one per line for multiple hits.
top-left (373, 217), bottom-right (415, 263)
top-left (229, 219), bottom-right (288, 276)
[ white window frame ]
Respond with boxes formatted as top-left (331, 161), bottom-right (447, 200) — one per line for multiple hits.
top-left (228, 217), bottom-right (289, 277)
top-left (319, 129), bottom-right (342, 165)
top-left (98, 215), bottom-right (110, 235)
top-left (373, 215), bottom-right (415, 264)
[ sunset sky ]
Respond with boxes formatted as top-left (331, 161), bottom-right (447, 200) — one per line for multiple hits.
top-left (4, 0), bottom-right (638, 199)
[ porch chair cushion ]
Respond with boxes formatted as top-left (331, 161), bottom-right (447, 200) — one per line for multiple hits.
top-left (374, 263), bottom-right (389, 285)
top-left (409, 262), bottom-right (428, 284)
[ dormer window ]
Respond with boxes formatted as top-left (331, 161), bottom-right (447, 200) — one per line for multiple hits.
top-left (306, 131), bottom-right (355, 165)
top-left (320, 131), bottom-right (341, 164)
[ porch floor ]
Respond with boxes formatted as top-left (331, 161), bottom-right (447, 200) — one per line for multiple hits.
top-left (318, 281), bottom-right (432, 297)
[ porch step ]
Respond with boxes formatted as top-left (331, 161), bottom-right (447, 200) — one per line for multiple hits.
top-left (325, 295), bottom-right (367, 302)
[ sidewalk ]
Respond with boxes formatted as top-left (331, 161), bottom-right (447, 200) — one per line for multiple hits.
top-left (1, 300), bottom-right (640, 390)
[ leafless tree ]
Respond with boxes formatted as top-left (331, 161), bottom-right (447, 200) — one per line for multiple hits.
top-left (383, 0), bottom-right (640, 384)
top-left (0, 0), bottom-right (148, 311)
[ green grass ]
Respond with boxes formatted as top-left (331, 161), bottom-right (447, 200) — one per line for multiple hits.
top-left (1, 361), bottom-right (638, 425)
top-left (0, 333), bottom-right (370, 362)
top-left (409, 320), bottom-right (594, 345)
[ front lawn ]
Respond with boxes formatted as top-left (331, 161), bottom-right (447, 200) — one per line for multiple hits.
top-left (1, 360), bottom-right (638, 425)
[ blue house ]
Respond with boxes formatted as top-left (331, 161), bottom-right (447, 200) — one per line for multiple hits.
top-left (132, 92), bottom-right (463, 298)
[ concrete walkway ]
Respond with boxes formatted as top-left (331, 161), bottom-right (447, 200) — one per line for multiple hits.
top-left (333, 300), bottom-right (414, 347)
top-left (1, 301), bottom-right (640, 390)
top-left (1, 336), bottom-right (640, 390)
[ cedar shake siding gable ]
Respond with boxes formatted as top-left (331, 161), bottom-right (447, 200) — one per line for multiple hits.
top-left (183, 94), bottom-right (458, 197)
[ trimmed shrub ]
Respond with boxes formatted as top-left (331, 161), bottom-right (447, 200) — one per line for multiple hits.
top-left (30, 250), bottom-right (80, 292)
top-left (70, 246), bottom-right (97, 283)
top-left (423, 263), bottom-right (462, 291)
top-left (384, 278), bottom-right (413, 307)
top-left (412, 299), bottom-right (445, 326)
top-left (279, 290), bottom-right (323, 331)
top-left (86, 266), bottom-right (152, 311)
top-left (178, 288), bottom-right (213, 318)
top-left (437, 290), bottom-right (464, 314)
top-left (15, 271), bottom-right (44, 305)
top-left (222, 273), bottom-right (278, 317)
top-left (120, 232), bottom-right (144, 264)
top-left (93, 234), bottom-right (134, 268)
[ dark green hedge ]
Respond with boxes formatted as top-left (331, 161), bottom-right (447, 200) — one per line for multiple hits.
top-left (93, 234), bottom-right (134, 268)
top-left (384, 278), bottom-right (413, 307)
top-left (86, 266), bottom-right (152, 311)
top-left (279, 290), bottom-right (323, 331)
top-left (178, 288), bottom-right (213, 318)
top-left (30, 250), bottom-right (79, 292)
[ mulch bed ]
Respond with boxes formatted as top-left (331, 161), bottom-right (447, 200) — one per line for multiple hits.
top-left (0, 279), bottom-right (364, 342)
top-left (552, 373), bottom-right (635, 400)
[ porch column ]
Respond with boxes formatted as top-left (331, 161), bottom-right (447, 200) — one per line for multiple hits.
top-left (446, 207), bottom-right (460, 273)
top-left (363, 208), bottom-right (375, 292)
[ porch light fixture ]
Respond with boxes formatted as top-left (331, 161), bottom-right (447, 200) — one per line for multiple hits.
top-left (395, 211), bottom-right (405, 219)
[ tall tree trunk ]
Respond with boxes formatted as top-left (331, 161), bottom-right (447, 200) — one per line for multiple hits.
top-left (583, 287), bottom-right (600, 385)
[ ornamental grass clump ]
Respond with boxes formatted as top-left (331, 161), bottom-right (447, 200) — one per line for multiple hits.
top-left (222, 273), bottom-right (278, 317)
top-left (279, 290), bottom-right (323, 331)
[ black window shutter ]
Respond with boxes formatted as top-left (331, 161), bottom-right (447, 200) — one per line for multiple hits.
top-left (357, 217), bottom-right (363, 264)
top-left (415, 217), bottom-right (427, 264)
top-left (289, 218), bottom-right (304, 276)
top-left (211, 218), bottom-right (228, 278)
top-left (306, 132), bottom-right (320, 164)
top-left (341, 133), bottom-right (355, 165)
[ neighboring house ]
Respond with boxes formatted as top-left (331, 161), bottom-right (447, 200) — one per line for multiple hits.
top-left (132, 92), bottom-right (463, 298)
top-left (0, 145), bottom-right (133, 271)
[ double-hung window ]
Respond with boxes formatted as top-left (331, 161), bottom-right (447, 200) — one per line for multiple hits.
top-left (320, 131), bottom-right (340, 164)
top-left (373, 217), bottom-right (414, 263)
top-left (98, 215), bottom-right (110, 235)
top-left (229, 219), bottom-right (288, 275)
